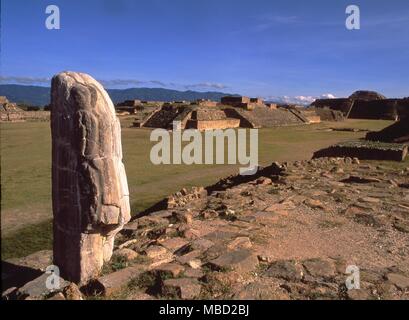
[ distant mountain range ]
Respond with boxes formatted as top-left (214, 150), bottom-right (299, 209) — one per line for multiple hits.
top-left (0, 84), bottom-right (237, 106)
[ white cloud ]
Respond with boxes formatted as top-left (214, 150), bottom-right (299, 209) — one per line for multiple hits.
top-left (184, 82), bottom-right (228, 90)
top-left (100, 79), bottom-right (144, 86)
top-left (294, 95), bottom-right (316, 104)
top-left (0, 75), bottom-right (229, 91)
top-left (321, 93), bottom-right (336, 99)
top-left (265, 93), bottom-right (336, 105)
top-left (255, 15), bottom-right (299, 31)
top-left (0, 76), bottom-right (50, 85)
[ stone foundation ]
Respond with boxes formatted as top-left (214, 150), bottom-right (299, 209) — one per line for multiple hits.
top-left (185, 119), bottom-right (241, 130)
top-left (0, 111), bottom-right (50, 122)
top-left (313, 140), bottom-right (408, 161)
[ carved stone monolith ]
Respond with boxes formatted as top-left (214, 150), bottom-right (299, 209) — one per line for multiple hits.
top-left (51, 72), bottom-right (131, 284)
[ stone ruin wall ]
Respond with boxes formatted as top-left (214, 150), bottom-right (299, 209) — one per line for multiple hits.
top-left (221, 96), bottom-right (251, 106)
top-left (311, 107), bottom-right (345, 122)
top-left (222, 108), bottom-right (256, 128)
top-left (348, 99), bottom-right (400, 120)
top-left (117, 100), bottom-right (141, 107)
top-left (312, 97), bottom-right (409, 120)
top-left (192, 109), bottom-right (228, 121)
top-left (195, 100), bottom-right (218, 107)
top-left (141, 105), bottom-right (246, 130)
top-left (303, 114), bottom-right (321, 124)
top-left (309, 116), bottom-right (321, 123)
top-left (313, 141), bottom-right (408, 162)
top-left (135, 96), bottom-right (348, 131)
top-left (1, 111), bottom-right (50, 122)
top-left (398, 98), bottom-right (409, 119)
top-left (142, 105), bottom-right (188, 129)
top-left (311, 98), bottom-right (353, 115)
top-left (1, 95), bottom-right (51, 122)
top-left (186, 118), bottom-right (241, 130)
top-left (233, 106), bottom-right (305, 128)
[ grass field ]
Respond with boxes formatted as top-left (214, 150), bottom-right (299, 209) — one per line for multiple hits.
top-left (1, 118), bottom-right (402, 259)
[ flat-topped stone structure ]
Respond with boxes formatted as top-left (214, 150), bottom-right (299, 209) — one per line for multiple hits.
top-left (185, 109), bottom-right (240, 130)
top-left (221, 95), bottom-right (264, 110)
top-left (0, 96), bottom-right (50, 122)
top-left (135, 102), bottom-right (314, 130)
top-left (311, 91), bottom-right (409, 120)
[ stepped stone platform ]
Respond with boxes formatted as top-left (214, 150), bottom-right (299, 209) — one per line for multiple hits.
top-left (135, 103), bottom-right (310, 130)
top-left (126, 93), bottom-right (351, 130)
top-left (3, 157), bottom-right (409, 300)
top-left (0, 96), bottom-right (50, 122)
top-left (185, 109), bottom-right (240, 130)
top-left (232, 106), bottom-right (305, 128)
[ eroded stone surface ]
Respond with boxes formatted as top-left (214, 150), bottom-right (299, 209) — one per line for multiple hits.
top-left (208, 249), bottom-right (259, 273)
top-left (265, 260), bottom-right (303, 281)
top-left (161, 278), bottom-right (202, 299)
top-left (93, 265), bottom-right (145, 296)
top-left (51, 72), bottom-right (131, 284)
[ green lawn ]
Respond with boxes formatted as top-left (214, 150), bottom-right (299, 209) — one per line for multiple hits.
top-left (1, 118), bottom-right (403, 259)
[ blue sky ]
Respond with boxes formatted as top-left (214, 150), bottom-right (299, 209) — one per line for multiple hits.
top-left (1, 0), bottom-right (408, 103)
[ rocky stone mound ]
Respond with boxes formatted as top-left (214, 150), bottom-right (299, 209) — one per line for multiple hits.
top-left (349, 91), bottom-right (386, 101)
top-left (308, 107), bottom-right (344, 122)
top-left (4, 157), bottom-right (409, 300)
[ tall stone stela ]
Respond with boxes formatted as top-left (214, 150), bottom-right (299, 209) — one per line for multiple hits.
top-left (51, 72), bottom-right (131, 284)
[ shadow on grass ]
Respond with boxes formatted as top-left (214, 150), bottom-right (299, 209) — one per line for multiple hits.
top-left (1, 261), bottom-right (43, 293)
top-left (1, 219), bottom-right (53, 260)
top-left (1, 200), bottom-right (157, 260)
